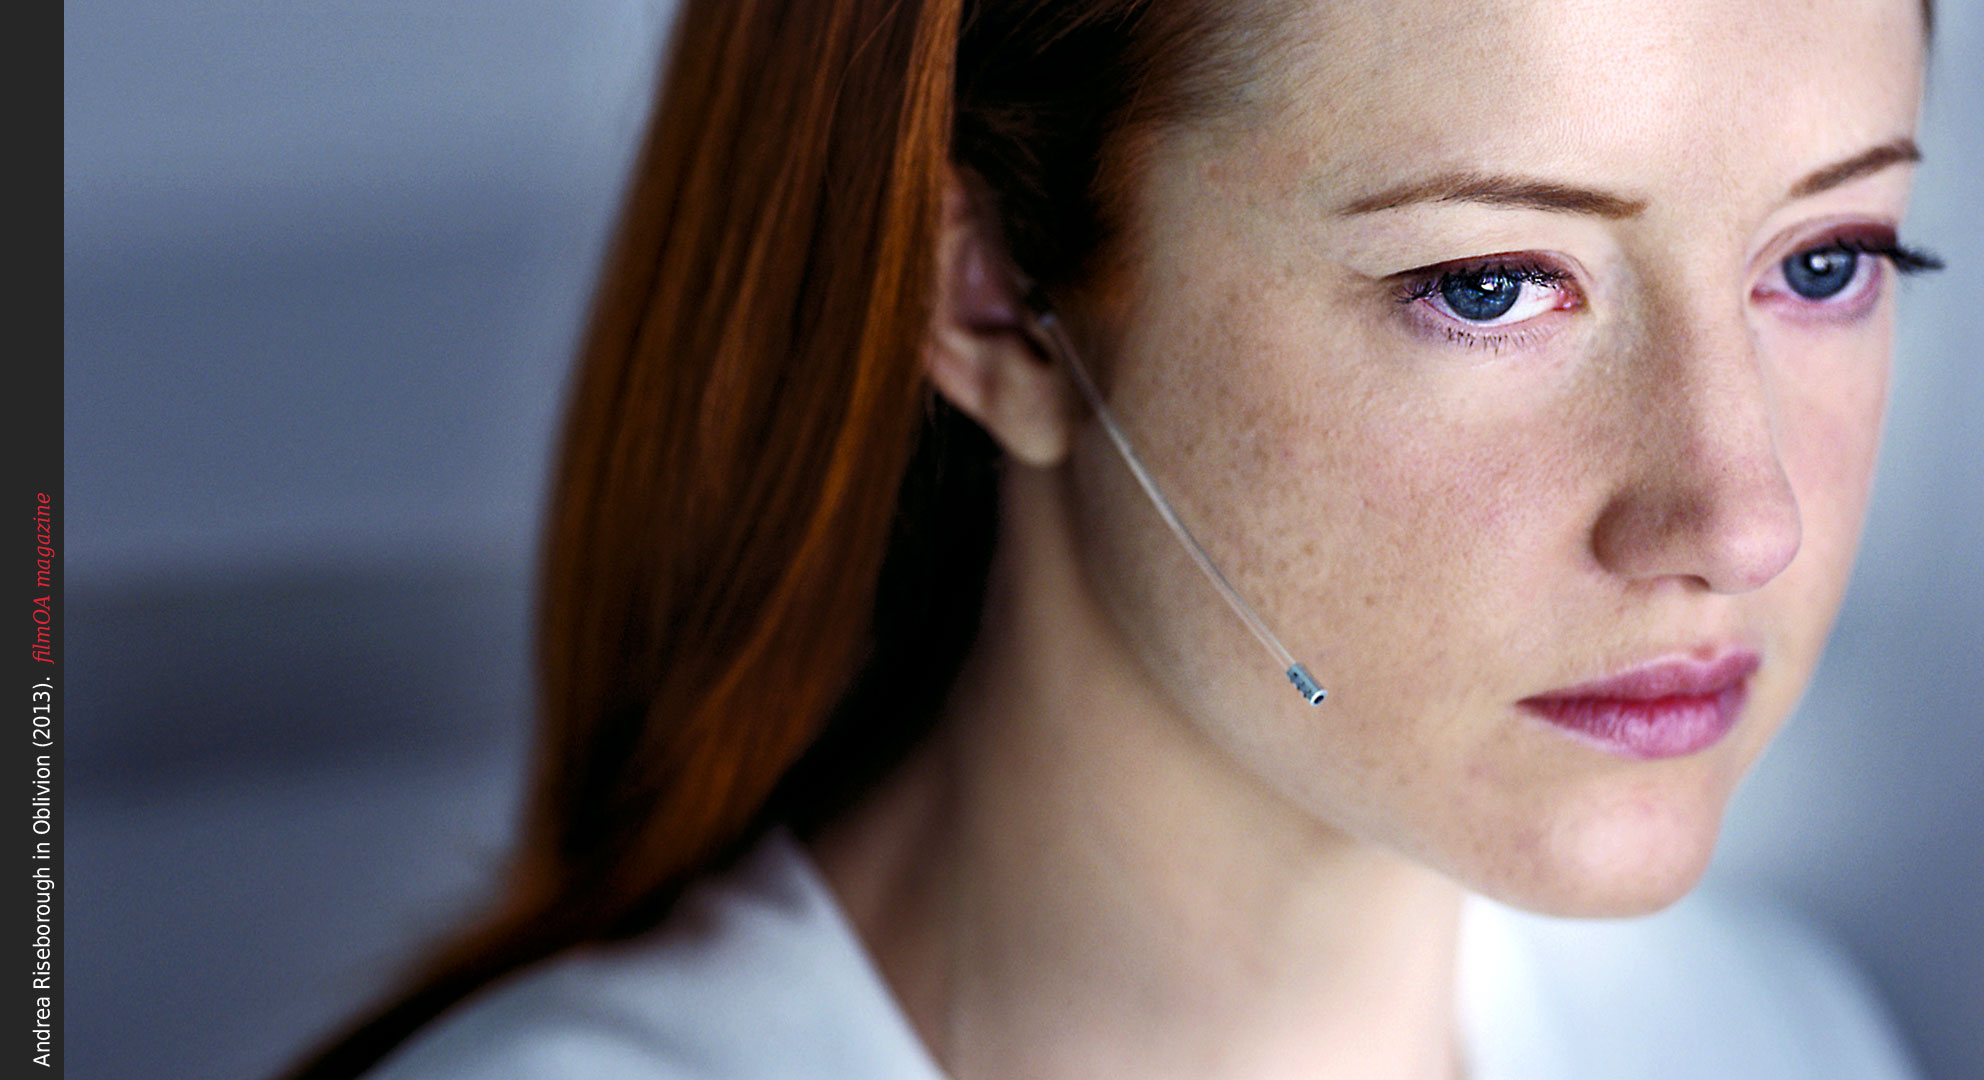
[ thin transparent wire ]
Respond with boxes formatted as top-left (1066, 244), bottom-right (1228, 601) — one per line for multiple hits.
top-left (1027, 300), bottom-right (1326, 706)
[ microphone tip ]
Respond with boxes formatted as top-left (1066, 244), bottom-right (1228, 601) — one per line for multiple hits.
top-left (1288, 664), bottom-right (1327, 706)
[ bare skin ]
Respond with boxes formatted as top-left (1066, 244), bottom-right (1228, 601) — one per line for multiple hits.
top-left (813, 0), bottom-right (1929, 1076)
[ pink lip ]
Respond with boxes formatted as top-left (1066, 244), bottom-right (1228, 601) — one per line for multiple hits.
top-left (1516, 650), bottom-right (1761, 760)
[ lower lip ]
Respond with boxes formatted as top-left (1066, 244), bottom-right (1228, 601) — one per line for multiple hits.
top-left (1517, 679), bottom-right (1751, 760)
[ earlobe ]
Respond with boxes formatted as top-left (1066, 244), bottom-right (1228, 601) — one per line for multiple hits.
top-left (923, 169), bottom-right (1075, 468)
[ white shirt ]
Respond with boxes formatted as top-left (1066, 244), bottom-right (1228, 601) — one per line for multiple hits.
top-left (371, 828), bottom-right (1921, 1079)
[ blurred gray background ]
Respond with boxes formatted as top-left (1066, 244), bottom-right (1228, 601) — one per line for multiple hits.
top-left (64, 2), bottom-right (1981, 1078)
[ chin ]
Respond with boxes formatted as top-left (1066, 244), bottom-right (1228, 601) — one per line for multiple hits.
top-left (1468, 777), bottom-right (1733, 919)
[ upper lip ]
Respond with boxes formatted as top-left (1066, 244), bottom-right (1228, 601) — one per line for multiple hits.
top-left (1520, 649), bottom-right (1762, 703)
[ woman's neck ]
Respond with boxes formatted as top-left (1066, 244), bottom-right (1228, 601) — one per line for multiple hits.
top-left (811, 465), bottom-right (1468, 1080)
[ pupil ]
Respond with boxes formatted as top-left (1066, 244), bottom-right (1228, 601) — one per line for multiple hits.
top-left (1441, 272), bottom-right (1521, 322)
top-left (1784, 247), bottom-right (1857, 299)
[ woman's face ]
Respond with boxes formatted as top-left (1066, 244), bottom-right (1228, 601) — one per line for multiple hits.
top-left (1070, 0), bottom-right (1927, 915)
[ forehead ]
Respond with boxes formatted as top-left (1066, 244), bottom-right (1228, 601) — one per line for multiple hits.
top-left (1233, 0), bottom-right (1925, 216)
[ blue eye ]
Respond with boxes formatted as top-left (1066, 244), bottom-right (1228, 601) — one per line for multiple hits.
top-left (1757, 234), bottom-right (1942, 310)
top-left (1393, 258), bottom-right (1578, 348)
top-left (1441, 271), bottom-right (1523, 321)
top-left (1400, 261), bottom-right (1569, 323)
top-left (1783, 246), bottom-right (1859, 300)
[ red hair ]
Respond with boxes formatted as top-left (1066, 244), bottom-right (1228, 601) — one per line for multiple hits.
top-left (280, 1), bottom-right (1261, 1076)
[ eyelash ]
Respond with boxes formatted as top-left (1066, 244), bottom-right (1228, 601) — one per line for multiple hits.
top-left (1393, 261), bottom-right (1571, 305)
top-left (1390, 260), bottom-right (1577, 353)
top-left (1836, 239), bottom-right (1944, 275)
top-left (1391, 236), bottom-right (1945, 353)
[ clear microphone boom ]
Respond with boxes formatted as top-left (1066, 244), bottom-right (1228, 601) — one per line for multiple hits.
top-left (1025, 292), bottom-right (1326, 707)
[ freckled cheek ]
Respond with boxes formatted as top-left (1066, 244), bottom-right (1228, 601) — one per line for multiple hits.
top-left (1245, 399), bottom-right (1586, 683)
top-left (1311, 417), bottom-right (1580, 573)
top-left (1132, 303), bottom-right (1581, 674)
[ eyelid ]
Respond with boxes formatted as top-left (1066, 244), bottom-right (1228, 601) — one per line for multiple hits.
top-left (1389, 253), bottom-right (1579, 305)
top-left (1386, 251), bottom-right (1586, 352)
top-left (1752, 223), bottom-right (1944, 306)
top-left (1755, 219), bottom-right (1942, 278)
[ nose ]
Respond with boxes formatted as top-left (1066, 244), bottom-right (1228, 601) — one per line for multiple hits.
top-left (1588, 313), bottom-right (1802, 594)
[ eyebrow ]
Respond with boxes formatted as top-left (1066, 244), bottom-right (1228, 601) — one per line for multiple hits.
top-left (1787, 137), bottom-right (1921, 198)
top-left (1336, 137), bottom-right (1922, 219)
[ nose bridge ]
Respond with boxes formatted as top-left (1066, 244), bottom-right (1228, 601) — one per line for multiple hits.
top-left (1591, 284), bottom-right (1802, 593)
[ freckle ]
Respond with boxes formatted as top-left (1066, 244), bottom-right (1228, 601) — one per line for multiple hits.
top-left (1512, 826), bottom-right (1544, 858)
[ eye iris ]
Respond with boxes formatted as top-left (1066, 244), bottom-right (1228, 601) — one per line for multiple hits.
top-left (1784, 247), bottom-right (1858, 299)
top-left (1441, 271), bottom-right (1521, 321)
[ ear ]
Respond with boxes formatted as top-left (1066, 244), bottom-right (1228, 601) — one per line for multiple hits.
top-left (924, 166), bottom-right (1075, 468)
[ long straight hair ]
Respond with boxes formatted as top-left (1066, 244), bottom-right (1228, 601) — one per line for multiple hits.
top-left (279, 1), bottom-right (1260, 1076)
